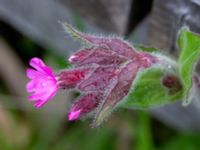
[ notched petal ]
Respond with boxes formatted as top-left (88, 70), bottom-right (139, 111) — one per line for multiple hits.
top-left (29, 57), bottom-right (46, 72)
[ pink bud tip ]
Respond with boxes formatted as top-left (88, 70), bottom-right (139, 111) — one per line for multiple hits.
top-left (68, 110), bottom-right (81, 121)
top-left (68, 55), bottom-right (77, 62)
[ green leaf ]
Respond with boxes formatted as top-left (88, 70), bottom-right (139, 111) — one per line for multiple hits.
top-left (122, 65), bottom-right (183, 109)
top-left (178, 27), bottom-right (200, 105)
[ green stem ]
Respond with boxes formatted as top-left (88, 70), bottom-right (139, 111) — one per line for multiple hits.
top-left (135, 111), bottom-right (154, 150)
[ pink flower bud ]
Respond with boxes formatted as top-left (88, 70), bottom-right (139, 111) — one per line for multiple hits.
top-left (68, 93), bottom-right (100, 120)
top-left (69, 46), bottom-right (128, 66)
top-left (57, 36), bottom-right (157, 122)
top-left (57, 66), bottom-right (96, 89)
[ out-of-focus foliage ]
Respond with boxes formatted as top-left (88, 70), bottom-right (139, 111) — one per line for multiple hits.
top-left (159, 133), bottom-right (200, 150)
top-left (123, 66), bottom-right (182, 109)
top-left (178, 27), bottom-right (200, 105)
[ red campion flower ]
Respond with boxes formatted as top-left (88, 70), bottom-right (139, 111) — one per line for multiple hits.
top-left (26, 23), bottom-right (161, 125)
top-left (26, 57), bottom-right (58, 108)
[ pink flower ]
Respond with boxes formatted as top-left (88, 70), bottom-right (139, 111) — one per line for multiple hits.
top-left (26, 23), bottom-right (163, 125)
top-left (26, 57), bottom-right (58, 108)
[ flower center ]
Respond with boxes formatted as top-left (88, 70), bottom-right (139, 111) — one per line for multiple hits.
top-left (41, 82), bottom-right (47, 87)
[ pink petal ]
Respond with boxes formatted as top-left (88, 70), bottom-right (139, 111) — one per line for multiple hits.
top-left (28, 86), bottom-right (57, 101)
top-left (29, 57), bottom-right (54, 75)
top-left (42, 66), bottom-right (54, 76)
top-left (26, 80), bottom-right (36, 92)
top-left (68, 110), bottom-right (81, 121)
top-left (33, 89), bottom-right (57, 108)
top-left (30, 57), bottom-right (46, 72)
top-left (34, 100), bottom-right (47, 108)
top-left (26, 68), bottom-right (45, 79)
top-left (26, 57), bottom-right (59, 108)
top-left (28, 92), bottom-right (47, 101)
